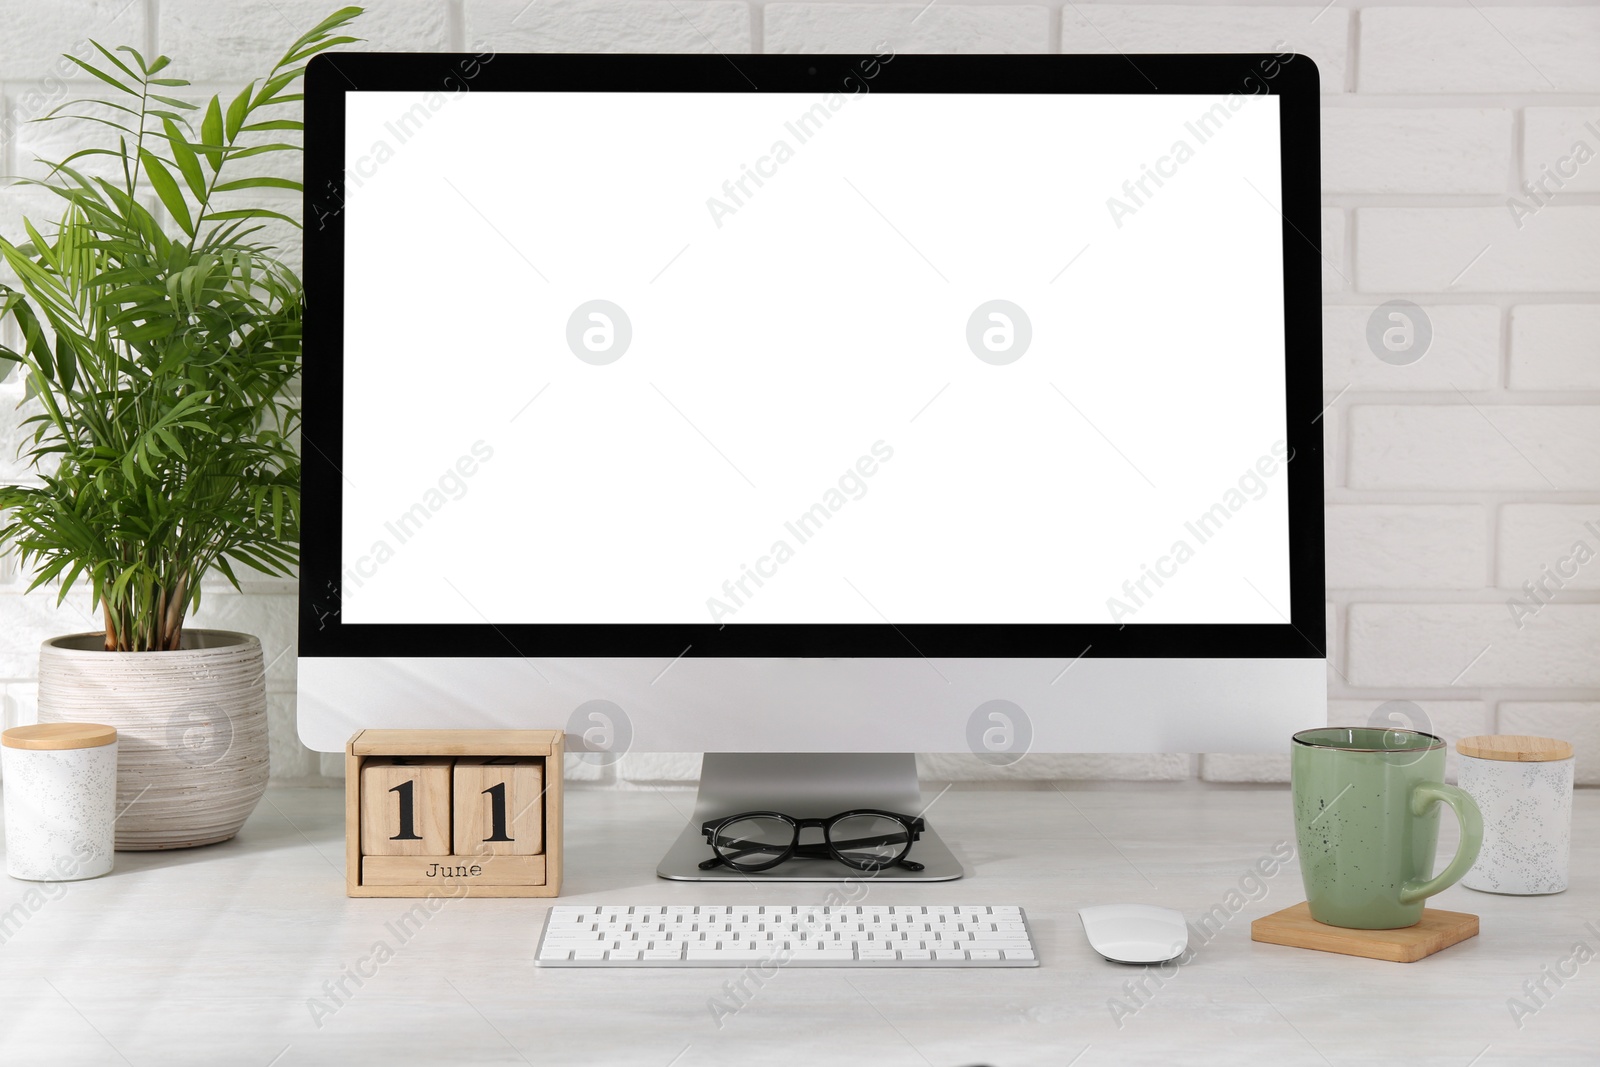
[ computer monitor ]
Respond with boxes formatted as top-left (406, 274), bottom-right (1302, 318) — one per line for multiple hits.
top-left (299, 53), bottom-right (1326, 881)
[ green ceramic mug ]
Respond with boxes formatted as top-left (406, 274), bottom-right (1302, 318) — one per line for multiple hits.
top-left (1291, 727), bottom-right (1482, 929)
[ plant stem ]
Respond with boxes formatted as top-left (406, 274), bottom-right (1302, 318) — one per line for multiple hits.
top-left (164, 570), bottom-right (188, 650)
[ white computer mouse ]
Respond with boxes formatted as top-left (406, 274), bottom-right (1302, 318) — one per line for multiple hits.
top-left (1078, 904), bottom-right (1189, 964)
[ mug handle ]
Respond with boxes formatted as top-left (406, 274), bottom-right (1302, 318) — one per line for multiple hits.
top-left (1398, 782), bottom-right (1483, 906)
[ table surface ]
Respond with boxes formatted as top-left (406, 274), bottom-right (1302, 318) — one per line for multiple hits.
top-left (0, 782), bottom-right (1595, 1066)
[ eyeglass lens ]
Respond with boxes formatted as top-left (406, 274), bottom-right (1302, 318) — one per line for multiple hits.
top-left (710, 815), bottom-right (794, 870)
top-left (828, 813), bottom-right (913, 869)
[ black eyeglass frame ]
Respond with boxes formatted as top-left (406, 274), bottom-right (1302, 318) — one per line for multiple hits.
top-left (699, 809), bottom-right (927, 873)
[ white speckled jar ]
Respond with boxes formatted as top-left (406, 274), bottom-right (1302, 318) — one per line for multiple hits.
top-left (1456, 734), bottom-right (1573, 895)
top-left (2, 723), bottom-right (118, 881)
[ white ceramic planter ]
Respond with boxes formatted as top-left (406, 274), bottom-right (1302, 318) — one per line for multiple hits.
top-left (36, 630), bottom-right (270, 850)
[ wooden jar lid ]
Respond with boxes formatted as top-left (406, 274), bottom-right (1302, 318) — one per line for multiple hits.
top-left (2, 723), bottom-right (118, 751)
top-left (1456, 734), bottom-right (1572, 762)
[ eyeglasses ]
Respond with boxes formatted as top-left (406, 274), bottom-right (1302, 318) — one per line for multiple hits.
top-left (699, 809), bottom-right (926, 873)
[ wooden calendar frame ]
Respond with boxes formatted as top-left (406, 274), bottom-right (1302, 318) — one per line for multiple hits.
top-left (344, 729), bottom-right (564, 898)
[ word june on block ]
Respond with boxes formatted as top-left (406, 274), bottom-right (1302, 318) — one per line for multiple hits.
top-left (359, 757), bottom-right (452, 856)
top-left (453, 757), bottom-right (544, 856)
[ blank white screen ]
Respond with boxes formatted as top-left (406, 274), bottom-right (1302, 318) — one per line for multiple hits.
top-left (340, 89), bottom-right (1290, 626)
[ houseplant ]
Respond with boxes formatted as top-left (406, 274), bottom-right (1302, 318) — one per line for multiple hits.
top-left (0, 8), bottom-right (362, 848)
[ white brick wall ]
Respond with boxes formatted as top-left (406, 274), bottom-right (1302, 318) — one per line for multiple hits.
top-left (1325, 504), bottom-right (1486, 589)
top-left (1321, 206), bottom-right (1347, 293)
top-left (1511, 305), bottom-right (1600, 390)
top-left (0, 1), bottom-right (147, 82)
top-left (160, 0), bottom-right (450, 80)
top-left (3, 2), bottom-right (1598, 789)
top-left (1348, 406), bottom-right (1600, 490)
top-left (467, 0), bottom-right (752, 53)
top-left (1359, 8), bottom-right (1600, 94)
top-left (766, 4), bottom-right (1048, 53)
top-left (1523, 109), bottom-right (1600, 196)
top-left (1322, 305), bottom-right (1499, 391)
top-left (1499, 504), bottom-right (1600, 590)
top-left (1358, 207), bottom-right (1600, 293)
top-left (1321, 109), bottom-right (1513, 196)
top-left (1349, 604), bottom-right (1600, 688)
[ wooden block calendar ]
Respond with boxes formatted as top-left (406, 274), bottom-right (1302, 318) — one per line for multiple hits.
top-left (345, 730), bottom-right (563, 898)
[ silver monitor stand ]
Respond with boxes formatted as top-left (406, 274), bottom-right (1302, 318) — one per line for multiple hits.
top-left (656, 752), bottom-right (963, 881)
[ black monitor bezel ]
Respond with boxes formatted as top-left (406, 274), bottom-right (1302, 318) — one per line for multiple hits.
top-left (300, 52), bottom-right (1325, 660)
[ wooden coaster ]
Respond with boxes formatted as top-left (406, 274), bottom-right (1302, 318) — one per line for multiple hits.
top-left (1251, 902), bottom-right (1478, 963)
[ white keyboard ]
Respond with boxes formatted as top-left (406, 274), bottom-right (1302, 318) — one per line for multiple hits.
top-left (535, 904), bottom-right (1039, 967)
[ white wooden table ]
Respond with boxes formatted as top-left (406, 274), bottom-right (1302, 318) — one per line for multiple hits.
top-left (0, 783), bottom-right (1594, 1065)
